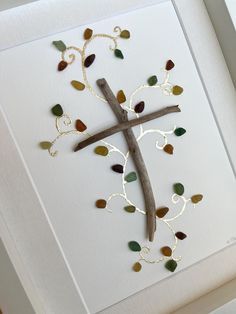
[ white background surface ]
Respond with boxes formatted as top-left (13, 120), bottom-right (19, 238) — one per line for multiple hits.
top-left (0, 1), bottom-right (236, 313)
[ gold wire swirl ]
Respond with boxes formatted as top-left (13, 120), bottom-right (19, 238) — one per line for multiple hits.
top-left (48, 114), bottom-right (81, 157)
top-left (61, 28), bottom-right (121, 102)
top-left (101, 115), bottom-right (188, 267)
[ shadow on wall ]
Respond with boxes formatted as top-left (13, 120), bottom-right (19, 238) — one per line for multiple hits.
top-left (0, 239), bottom-right (35, 314)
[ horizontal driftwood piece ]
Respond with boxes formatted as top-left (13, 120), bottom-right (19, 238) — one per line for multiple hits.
top-left (74, 105), bottom-right (180, 151)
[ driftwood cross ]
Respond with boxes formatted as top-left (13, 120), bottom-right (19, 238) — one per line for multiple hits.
top-left (74, 78), bottom-right (180, 241)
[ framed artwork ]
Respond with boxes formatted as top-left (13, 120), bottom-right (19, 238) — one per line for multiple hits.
top-left (0, 0), bottom-right (235, 313)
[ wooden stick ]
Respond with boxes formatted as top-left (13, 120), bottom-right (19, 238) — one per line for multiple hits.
top-left (74, 105), bottom-right (180, 151)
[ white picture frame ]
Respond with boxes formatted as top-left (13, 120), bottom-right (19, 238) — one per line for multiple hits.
top-left (204, 0), bottom-right (236, 87)
top-left (0, 1), bottom-right (235, 313)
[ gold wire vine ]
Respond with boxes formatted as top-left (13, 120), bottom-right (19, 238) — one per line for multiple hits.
top-left (48, 114), bottom-right (80, 157)
top-left (61, 26), bottom-right (122, 102)
top-left (44, 26), bottom-right (202, 270)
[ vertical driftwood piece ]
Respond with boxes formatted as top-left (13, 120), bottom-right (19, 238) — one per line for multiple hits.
top-left (96, 78), bottom-right (156, 241)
